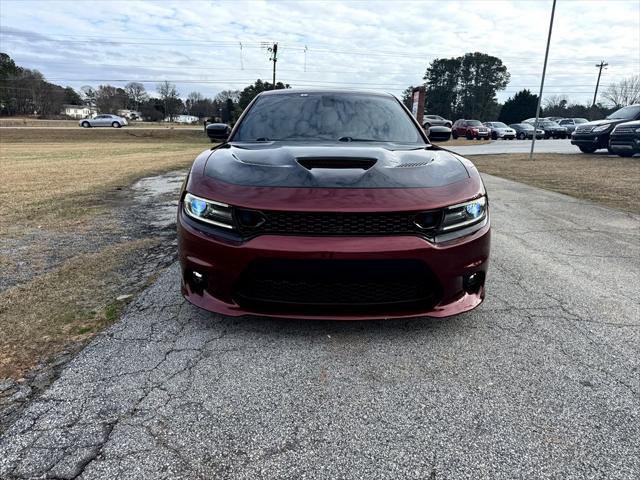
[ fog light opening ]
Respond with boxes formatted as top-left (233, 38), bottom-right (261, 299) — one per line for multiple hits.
top-left (186, 269), bottom-right (207, 295)
top-left (463, 271), bottom-right (485, 293)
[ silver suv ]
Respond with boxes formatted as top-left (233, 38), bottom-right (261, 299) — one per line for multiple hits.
top-left (79, 114), bottom-right (129, 128)
top-left (422, 114), bottom-right (452, 129)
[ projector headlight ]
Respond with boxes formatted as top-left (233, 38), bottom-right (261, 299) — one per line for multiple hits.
top-left (183, 193), bottom-right (234, 229)
top-left (592, 124), bottom-right (612, 132)
top-left (441, 196), bottom-right (487, 232)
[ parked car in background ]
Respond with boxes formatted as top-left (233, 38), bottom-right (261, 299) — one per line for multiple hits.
top-left (558, 118), bottom-right (588, 134)
top-left (79, 114), bottom-right (128, 128)
top-left (571, 104), bottom-right (640, 153)
top-left (483, 122), bottom-right (516, 140)
top-left (422, 114), bottom-right (452, 129)
top-left (608, 120), bottom-right (640, 157)
top-left (545, 116), bottom-right (565, 123)
top-left (205, 123), bottom-right (232, 142)
top-left (452, 119), bottom-right (490, 140)
top-left (509, 123), bottom-right (544, 140)
top-left (524, 119), bottom-right (568, 139)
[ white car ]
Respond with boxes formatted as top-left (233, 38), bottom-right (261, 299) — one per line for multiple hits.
top-left (79, 114), bottom-right (129, 128)
top-left (483, 122), bottom-right (516, 140)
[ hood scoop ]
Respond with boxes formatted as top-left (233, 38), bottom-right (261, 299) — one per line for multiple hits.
top-left (296, 157), bottom-right (377, 171)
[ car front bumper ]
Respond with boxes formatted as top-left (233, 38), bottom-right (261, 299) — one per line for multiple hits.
top-left (571, 132), bottom-right (609, 149)
top-left (178, 210), bottom-right (491, 320)
top-left (609, 134), bottom-right (640, 154)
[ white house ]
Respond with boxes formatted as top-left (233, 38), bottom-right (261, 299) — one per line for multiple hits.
top-left (62, 104), bottom-right (96, 119)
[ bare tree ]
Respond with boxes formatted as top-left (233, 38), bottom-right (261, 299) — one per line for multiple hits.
top-left (542, 94), bottom-right (568, 116)
top-left (156, 81), bottom-right (181, 121)
top-left (602, 75), bottom-right (640, 108)
top-left (124, 82), bottom-right (148, 110)
top-left (80, 85), bottom-right (96, 108)
top-left (214, 89), bottom-right (240, 104)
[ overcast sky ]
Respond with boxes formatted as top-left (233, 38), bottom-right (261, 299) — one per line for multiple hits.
top-left (1, 0), bottom-right (638, 105)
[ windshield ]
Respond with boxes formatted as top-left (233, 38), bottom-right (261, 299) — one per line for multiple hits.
top-left (574, 118), bottom-right (588, 124)
top-left (233, 92), bottom-right (425, 144)
top-left (520, 124), bottom-right (534, 130)
top-left (492, 122), bottom-right (508, 128)
top-left (466, 120), bottom-right (482, 126)
top-left (606, 105), bottom-right (640, 120)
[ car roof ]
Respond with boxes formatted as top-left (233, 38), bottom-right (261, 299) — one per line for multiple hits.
top-left (257, 88), bottom-right (395, 98)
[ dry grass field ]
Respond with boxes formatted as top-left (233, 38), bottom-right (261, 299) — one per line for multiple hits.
top-left (0, 129), bottom-right (210, 378)
top-left (468, 153), bottom-right (640, 214)
top-left (0, 129), bottom-right (207, 232)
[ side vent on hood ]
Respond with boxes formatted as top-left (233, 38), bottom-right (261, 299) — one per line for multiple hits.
top-left (296, 157), bottom-right (377, 170)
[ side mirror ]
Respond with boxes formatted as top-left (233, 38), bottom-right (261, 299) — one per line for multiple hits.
top-left (205, 123), bottom-right (231, 142)
top-left (426, 126), bottom-right (452, 142)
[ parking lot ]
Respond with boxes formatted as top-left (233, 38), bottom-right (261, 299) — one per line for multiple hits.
top-left (1, 172), bottom-right (638, 479)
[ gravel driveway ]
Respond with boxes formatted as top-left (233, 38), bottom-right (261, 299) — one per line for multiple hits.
top-left (1, 174), bottom-right (638, 479)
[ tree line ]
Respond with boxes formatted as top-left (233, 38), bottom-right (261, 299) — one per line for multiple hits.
top-left (0, 53), bottom-right (289, 121)
top-left (404, 51), bottom-right (639, 123)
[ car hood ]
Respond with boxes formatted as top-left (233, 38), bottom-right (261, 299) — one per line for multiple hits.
top-left (203, 142), bottom-right (470, 189)
top-left (584, 118), bottom-right (629, 127)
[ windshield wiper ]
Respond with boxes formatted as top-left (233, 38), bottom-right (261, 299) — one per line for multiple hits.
top-left (337, 136), bottom-right (378, 142)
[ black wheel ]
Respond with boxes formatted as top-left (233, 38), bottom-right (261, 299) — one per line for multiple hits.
top-left (578, 146), bottom-right (597, 153)
top-left (112, 121), bottom-right (121, 128)
top-left (517, 132), bottom-right (526, 140)
top-left (423, 123), bottom-right (431, 129)
top-left (452, 131), bottom-right (458, 139)
top-left (466, 133), bottom-right (473, 140)
top-left (445, 123), bottom-right (452, 128)
top-left (491, 131), bottom-right (498, 140)
top-left (81, 121), bottom-right (90, 128)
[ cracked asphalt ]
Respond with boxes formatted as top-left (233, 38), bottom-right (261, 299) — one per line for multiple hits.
top-left (1, 174), bottom-right (639, 479)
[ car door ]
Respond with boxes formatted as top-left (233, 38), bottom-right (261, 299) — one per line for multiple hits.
top-left (93, 115), bottom-right (108, 127)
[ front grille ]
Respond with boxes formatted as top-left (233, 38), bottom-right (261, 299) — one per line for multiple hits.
top-left (575, 125), bottom-right (593, 134)
top-left (614, 126), bottom-right (635, 134)
top-left (234, 259), bottom-right (442, 314)
top-left (236, 210), bottom-right (441, 237)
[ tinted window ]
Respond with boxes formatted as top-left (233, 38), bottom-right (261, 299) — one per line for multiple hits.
top-left (466, 120), bottom-right (482, 126)
top-left (607, 105), bottom-right (640, 120)
top-left (574, 118), bottom-right (588, 124)
top-left (559, 120), bottom-right (571, 125)
top-left (234, 93), bottom-right (424, 144)
top-left (520, 124), bottom-right (534, 130)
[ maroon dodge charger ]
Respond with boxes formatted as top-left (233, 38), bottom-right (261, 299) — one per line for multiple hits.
top-left (178, 90), bottom-right (490, 320)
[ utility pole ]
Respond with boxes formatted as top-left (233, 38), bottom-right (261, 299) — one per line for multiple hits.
top-left (268, 43), bottom-right (278, 89)
top-left (529, 0), bottom-right (556, 160)
top-left (592, 60), bottom-right (608, 107)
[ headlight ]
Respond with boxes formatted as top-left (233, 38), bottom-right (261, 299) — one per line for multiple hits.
top-left (441, 196), bottom-right (487, 232)
top-left (593, 124), bottom-right (611, 132)
top-left (635, 128), bottom-right (640, 134)
top-left (183, 193), bottom-right (234, 229)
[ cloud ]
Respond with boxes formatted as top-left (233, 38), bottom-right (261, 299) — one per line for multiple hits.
top-left (1, 0), bottom-right (638, 105)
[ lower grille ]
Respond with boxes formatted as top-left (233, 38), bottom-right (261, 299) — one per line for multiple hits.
top-left (236, 210), bottom-right (441, 237)
top-left (234, 259), bottom-right (442, 314)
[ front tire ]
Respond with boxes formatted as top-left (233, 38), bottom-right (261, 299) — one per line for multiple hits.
top-left (517, 132), bottom-right (526, 140)
top-left (578, 146), bottom-right (597, 153)
top-left (466, 133), bottom-right (473, 140)
top-left (81, 121), bottom-right (90, 128)
top-left (452, 131), bottom-right (458, 139)
top-left (112, 122), bottom-right (121, 128)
